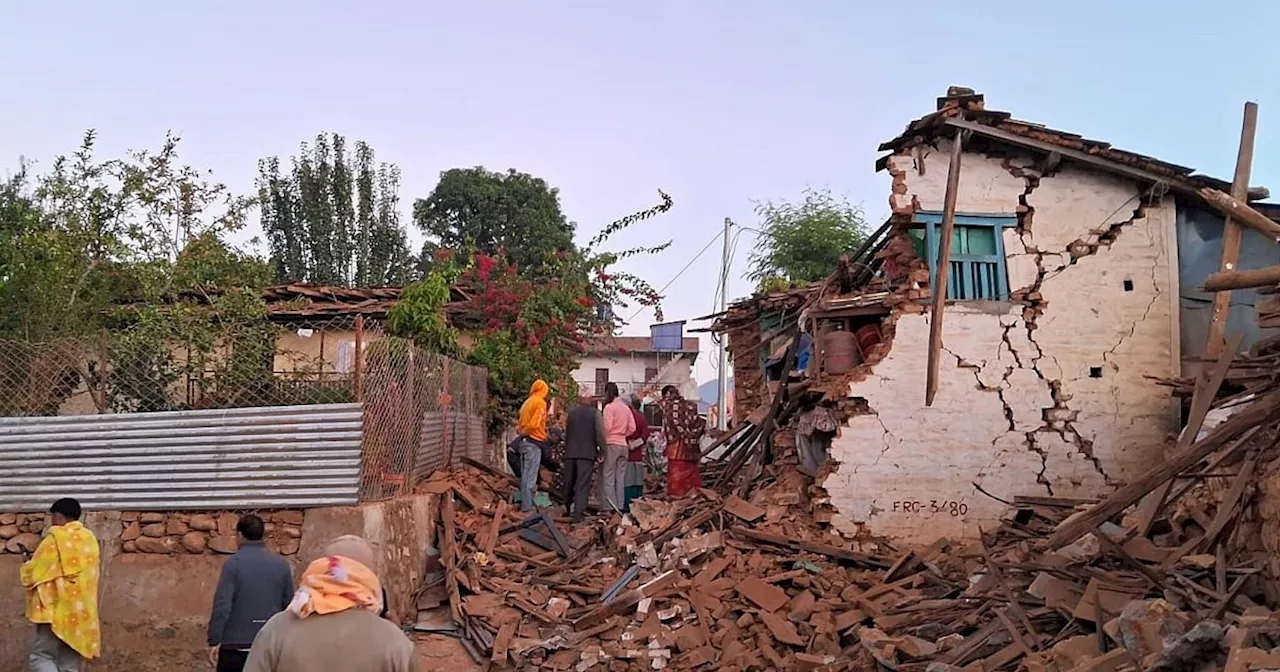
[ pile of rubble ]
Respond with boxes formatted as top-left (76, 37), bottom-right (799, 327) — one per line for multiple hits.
top-left (411, 332), bottom-right (1280, 670)
top-left (418, 458), bottom-right (894, 670)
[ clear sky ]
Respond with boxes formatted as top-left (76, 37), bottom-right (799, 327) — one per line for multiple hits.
top-left (3, 1), bottom-right (1278, 387)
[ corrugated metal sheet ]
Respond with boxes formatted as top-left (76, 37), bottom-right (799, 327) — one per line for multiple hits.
top-left (1176, 200), bottom-right (1280, 375)
top-left (0, 404), bottom-right (362, 512)
top-left (415, 413), bottom-right (448, 483)
top-left (413, 410), bottom-right (490, 483)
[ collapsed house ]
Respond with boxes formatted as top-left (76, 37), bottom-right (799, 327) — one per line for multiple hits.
top-left (712, 88), bottom-right (1280, 544)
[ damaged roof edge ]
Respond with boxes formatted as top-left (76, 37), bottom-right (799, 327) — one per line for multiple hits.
top-left (876, 89), bottom-right (1272, 206)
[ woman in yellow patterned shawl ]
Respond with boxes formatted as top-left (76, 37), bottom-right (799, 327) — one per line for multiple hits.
top-left (21, 497), bottom-right (100, 671)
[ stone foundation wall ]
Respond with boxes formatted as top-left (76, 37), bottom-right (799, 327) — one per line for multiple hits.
top-left (2, 510), bottom-right (305, 556)
top-left (1, 498), bottom-right (438, 672)
top-left (0, 512), bottom-right (49, 553)
top-left (119, 510), bottom-right (304, 556)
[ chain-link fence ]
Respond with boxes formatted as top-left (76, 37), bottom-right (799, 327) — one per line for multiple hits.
top-left (0, 315), bottom-right (491, 502)
top-left (359, 337), bottom-right (490, 500)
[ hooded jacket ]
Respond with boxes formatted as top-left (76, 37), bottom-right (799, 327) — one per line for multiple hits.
top-left (517, 380), bottom-right (550, 442)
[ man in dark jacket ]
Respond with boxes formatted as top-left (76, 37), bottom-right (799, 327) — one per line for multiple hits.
top-left (207, 514), bottom-right (294, 672)
top-left (562, 396), bottom-right (606, 522)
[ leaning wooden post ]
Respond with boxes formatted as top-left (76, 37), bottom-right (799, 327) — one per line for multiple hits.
top-left (441, 357), bottom-right (454, 468)
top-left (354, 314), bottom-right (365, 401)
top-left (1205, 102), bottom-right (1259, 360)
top-left (925, 127), bottom-right (966, 407)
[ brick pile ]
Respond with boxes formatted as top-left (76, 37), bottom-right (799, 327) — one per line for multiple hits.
top-left (410, 323), bottom-right (1280, 671)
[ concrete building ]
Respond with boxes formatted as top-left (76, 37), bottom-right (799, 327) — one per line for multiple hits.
top-left (573, 334), bottom-right (700, 401)
top-left (715, 88), bottom-right (1280, 544)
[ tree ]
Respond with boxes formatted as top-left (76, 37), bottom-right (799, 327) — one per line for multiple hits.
top-left (0, 132), bottom-right (268, 415)
top-left (258, 134), bottom-right (413, 287)
top-left (0, 131), bottom-right (256, 341)
top-left (413, 167), bottom-right (575, 277)
top-left (746, 188), bottom-right (868, 290)
top-left (392, 190), bottom-right (673, 435)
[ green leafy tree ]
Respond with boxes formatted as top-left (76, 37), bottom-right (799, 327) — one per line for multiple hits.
top-left (413, 167), bottom-right (575, 277)
top-left (258, 134), bottom-right (413, 286)
top-left (0, 131), bottom-right (255, 341)
top-left (746, 188), bottom-right (868, 290)
top-left (392, 191), bottom-right (673, 435)
top-left (0, 131), bottom-right (267, 415)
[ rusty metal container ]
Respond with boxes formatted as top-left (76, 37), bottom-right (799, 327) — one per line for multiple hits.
top-left (855, 324), bottom-right (882, 354)
top-left (822, 329), bottom-right (860, 375)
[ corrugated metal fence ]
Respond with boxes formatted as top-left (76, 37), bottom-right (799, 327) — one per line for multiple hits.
top-left (413, 410), bottom-right (490, 484)
top-left (0, 404), bottom-right (363, 511)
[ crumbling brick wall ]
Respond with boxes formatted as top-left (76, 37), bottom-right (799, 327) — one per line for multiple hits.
top-left (826, 138), bottom-right (1179, 543)
top-left (729, 320), bottom-right (762, 424)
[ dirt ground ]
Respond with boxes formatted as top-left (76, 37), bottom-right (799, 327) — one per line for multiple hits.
top-left (415, 633), bottom-right (481, 671)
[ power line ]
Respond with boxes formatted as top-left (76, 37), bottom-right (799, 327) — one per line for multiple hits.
top-left (626, 229), bottom-right (724, 323)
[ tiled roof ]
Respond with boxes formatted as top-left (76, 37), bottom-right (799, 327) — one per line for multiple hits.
top-left (586, 336), bottom-right (700, 355)
top-left (876, 87), bottom-right (1270, 200)
top-left (260, 283), bottom-right (474, 320)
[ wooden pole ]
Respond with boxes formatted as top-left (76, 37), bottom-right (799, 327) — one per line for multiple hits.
top-left (354, 314), bottom-right (365, 401)
top-left (441, 357), bottom-right (453, 468)
top-left (1205, 102), bottom-right (1259, 360)
top-left (925, 127), bottom-right (965, 407)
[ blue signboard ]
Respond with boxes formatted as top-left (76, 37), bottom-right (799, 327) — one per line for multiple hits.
top-left (650, 321), bottom-right (685, 351)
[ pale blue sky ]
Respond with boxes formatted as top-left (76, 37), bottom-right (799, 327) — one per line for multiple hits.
top-left (3, 1), bottom-right (1278, 385)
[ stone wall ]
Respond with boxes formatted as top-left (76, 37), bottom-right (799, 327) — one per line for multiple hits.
top-left (824, 139), bottom-right (1180, 543)
top-left (0, 512), bottom-right (49, 554)
top-left (119, 510), bottom-right (303, 556)
top-left (0, 497), bottom-right (438, 671)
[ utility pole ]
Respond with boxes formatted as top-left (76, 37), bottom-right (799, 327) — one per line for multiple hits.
top-left (716, 217), bottom-right (731, 430)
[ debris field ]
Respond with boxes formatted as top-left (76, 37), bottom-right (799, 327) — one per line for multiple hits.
top-left (409, 324), bottom-right (1280, 671)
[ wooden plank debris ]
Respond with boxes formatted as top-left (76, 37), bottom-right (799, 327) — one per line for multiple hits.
top-left (1132, 332), bottom-right (1242, 536)
top-left (1045, 388), bottom-right (1280, 549)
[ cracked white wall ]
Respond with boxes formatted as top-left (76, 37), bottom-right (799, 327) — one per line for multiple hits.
top-left (827, 140), bottom-right (1180, 543)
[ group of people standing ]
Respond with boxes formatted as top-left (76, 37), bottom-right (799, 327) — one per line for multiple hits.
top-left (511, 378), bottom-right (707, 521)
top-left (19, 497), bottom-right (413, 672)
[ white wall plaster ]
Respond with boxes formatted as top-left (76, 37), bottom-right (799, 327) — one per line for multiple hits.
top-left (827, 144), bottom-right (1178, 543)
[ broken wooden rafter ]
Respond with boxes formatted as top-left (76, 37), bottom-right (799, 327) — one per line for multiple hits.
top-left (698, 420), bottom-right (751, 459)
top-left (925, 124), bottom-right (965, 407)
top-left (1131, 331), bottom-right (1243, 536)
top-left (1199, 187), bottom-right (1280, 242)
top-left (730, 527), bottom-right (890, 569)
top-left (1204, 264), bottom-right (1280, 292)
top-left (1160, 447), bottom-right (1263, 570)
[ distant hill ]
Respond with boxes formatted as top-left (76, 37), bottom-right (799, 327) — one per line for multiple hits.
top-left (696, 378), bottom-right (734, 413)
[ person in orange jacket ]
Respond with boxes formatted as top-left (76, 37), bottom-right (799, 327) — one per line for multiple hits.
top-left (515, 380), bottom-right (551, 511)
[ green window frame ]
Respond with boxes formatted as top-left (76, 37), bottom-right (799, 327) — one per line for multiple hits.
top-left (908, 212), bottom-right (1017, 301)
top-left (758, 311), bottom-right (783, 369)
